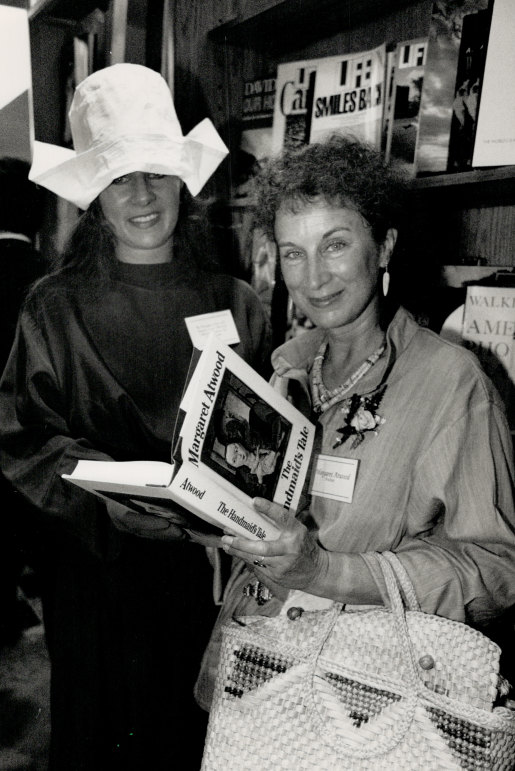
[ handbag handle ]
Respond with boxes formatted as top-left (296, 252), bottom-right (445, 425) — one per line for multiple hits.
top-left (303, 552), bottom-right (422, 758)
top-left (370, 552), bottom-right (426, 691)
top-left (304, 552), bottom-right (421, 685)
top-left (381, 551), bottom-right (421, 611)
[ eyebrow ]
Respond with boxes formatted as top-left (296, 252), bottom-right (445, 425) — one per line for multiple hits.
top-left (277, 226), bottom-right (352, 247)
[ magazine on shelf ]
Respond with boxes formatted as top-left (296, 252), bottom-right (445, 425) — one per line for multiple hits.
top-left (472, 0), bottom-right (515, 167)
top-left (381, 46), bottom-right (397, 154)
top-left (384, 37), bottom-right (427, 173)
top-left (308, 44), bottom-right (386, 148)
top-left (271, 58), bottom-right (318, 153)
top-left (234, 72), bottom-right (276, 203)
top-left (62, 336), bottom-right (315, 541)
top-left (415, 0), bottom-right (491, 175)
top-left (271, 44), bottom-right (386, 153)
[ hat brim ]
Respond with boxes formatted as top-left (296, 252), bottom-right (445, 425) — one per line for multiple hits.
top-left (30, 118), bottom-right (228, 209)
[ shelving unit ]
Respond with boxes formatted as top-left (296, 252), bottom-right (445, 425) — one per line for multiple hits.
top-left (172, 0), bottom-right (515, 271)
top-left (412, 166), bottom-right (515, 191)
top-left (208, 0), bottom-right (416, 50)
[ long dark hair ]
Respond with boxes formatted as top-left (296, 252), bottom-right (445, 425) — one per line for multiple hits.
top-left (26, 183), bottom-right (218, 309)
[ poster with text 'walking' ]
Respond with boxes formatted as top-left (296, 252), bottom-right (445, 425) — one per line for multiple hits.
top-left (462, 285), bottom-right (515, 430)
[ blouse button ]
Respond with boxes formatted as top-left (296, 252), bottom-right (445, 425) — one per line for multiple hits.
top-left (418, 654), bottom-right (435, 670)
top-left (287, 606), bottom-right (304, 621)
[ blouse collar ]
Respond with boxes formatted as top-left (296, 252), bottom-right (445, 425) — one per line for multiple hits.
top-left (271, 307), bottom-right (420, 396)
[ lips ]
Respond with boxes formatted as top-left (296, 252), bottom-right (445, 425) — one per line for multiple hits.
top-left (308, 289), bottom-right (343, 308)
top-left (129, 212), bottom-right (160, 226)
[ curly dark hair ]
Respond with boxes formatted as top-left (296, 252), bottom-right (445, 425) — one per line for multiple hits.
top-left (252, 134), bottom-right (407, 245)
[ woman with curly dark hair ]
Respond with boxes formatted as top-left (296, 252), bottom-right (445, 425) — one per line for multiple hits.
top-left (196, 135), bottom-right (515, 764)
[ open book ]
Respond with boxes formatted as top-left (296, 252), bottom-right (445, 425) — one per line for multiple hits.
top-left (62, 336), bottom-right (315, 541)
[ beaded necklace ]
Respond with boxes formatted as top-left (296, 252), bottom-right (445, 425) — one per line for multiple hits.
top-left (311, 340), bottom-right (386, 413)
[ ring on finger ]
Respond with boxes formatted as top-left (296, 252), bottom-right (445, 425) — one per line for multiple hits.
top-left (253, 558), bottom-right (267, 569)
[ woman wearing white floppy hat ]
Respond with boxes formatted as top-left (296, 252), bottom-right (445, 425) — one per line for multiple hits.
top-left (0, 63), bottom-right (271, 771)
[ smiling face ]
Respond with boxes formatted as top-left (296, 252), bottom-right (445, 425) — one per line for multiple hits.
top-left (275, 199), bottom-right (396, 334)
top-left (99, 172), bottom-right (182, 263)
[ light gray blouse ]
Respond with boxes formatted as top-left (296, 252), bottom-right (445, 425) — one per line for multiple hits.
top-left (195, 307), bottom-right (515, 710)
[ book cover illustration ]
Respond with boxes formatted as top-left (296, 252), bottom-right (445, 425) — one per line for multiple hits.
top-left (385, 38), bottom-right (427, 173)
top-left (447, 5), bottom-right (491, 171)
top-left (309, 44), bottom-right (386, 149)
top-left (415, 0), bottom-right (491, 175)
top-left (197, 369), bottom-right (291, 503)
top-left (473, 0), bottom-right (515, 167)
top-left (63, 337), bottom-right (315, 540)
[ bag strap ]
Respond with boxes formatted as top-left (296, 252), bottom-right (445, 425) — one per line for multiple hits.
top-left (308, 553), bottom-right (420, 669)
top-left (371, 552), bottom-right (423, 691)
top-left (381, 551), bottom-right (421, 611)
top-left (304, 554), bottom-right (422, 758)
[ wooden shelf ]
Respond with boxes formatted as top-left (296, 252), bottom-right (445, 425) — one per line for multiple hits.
top-left (411, 166), bottom-right (515, 191)
top-left (208, 0), bottom-right (414, 51)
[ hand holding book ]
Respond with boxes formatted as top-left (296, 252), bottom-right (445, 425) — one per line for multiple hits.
top-left (221, 496), bottom-right (326, 591)
top-left (62, 336), bottom-right (315, 541)
top-left (105, 497), bottom-right (193, 541)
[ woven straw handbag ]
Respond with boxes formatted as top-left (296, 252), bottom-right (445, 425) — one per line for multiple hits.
top-left (201, 552), bottom-right (515, 770)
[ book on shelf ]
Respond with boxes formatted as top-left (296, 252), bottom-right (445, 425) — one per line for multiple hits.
top-left (63, 336), bottom-right (315, 541)
top-left (234, 72), bottom-right (276, 204)
top-left (271, 45), bottom-right (386, 154)
top-left (384, 38), bottom-right (427, 173)
top-left (381, 46), bottom-right (397, 154)
top-left (472, 0), bottom-right (515, 167)
top-left (415, 0), bottom-right (492, 176)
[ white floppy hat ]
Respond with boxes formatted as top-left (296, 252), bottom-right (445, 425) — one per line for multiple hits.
top-left (29, 63), bottom-right (229, 210)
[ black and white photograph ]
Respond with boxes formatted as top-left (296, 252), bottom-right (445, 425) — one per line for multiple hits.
top-left (1, 1), bottom-right (514, 770)
top-left (201, 370), bottom-right (291, 501)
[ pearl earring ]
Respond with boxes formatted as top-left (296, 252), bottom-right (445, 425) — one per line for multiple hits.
top-left (382, 266), bottom-right (390, 297)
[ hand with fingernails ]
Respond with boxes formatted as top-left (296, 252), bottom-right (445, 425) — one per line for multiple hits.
top-left (221, 497), bottom-right (327, 591)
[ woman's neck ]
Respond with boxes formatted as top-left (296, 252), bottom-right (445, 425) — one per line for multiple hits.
top-left (115, 241), bottom-right (173, 264)
top-left (323, 306), bottom-right (385, 389)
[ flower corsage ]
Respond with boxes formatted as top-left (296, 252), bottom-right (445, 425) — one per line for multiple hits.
top-left (333, 386), bottom-right (386, 449)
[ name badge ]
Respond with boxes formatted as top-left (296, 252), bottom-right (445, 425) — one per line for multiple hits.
top-left (310, 454), bottom-right (359, 503)
top-left (185, 310), bottom-right (240, 349)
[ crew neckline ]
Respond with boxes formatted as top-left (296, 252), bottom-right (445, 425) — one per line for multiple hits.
top-left (111, 259), bottom-right (194, 289)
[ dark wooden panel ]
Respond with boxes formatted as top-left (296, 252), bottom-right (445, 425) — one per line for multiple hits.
top-left (209, 0), bottom-right (419, 51)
